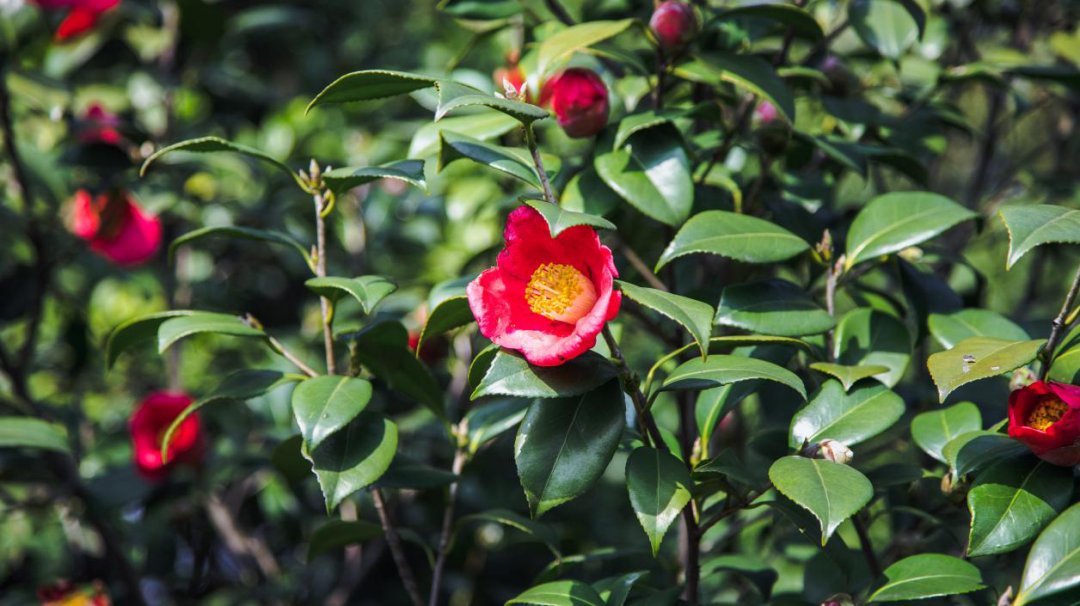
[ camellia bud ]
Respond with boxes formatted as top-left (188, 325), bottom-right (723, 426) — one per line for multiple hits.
top-left (649, 1), bottom-right (698, 53)
top-left (539, 68), bottom-right (609, 139)
top-left (1010, 367), bottom-right (1037, 392)
top-left (806, 439), bottom-right (854, 465)
top-left (821, 594), bottom-right (854, 606)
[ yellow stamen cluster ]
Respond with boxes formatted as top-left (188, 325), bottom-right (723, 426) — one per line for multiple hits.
top-left (1028, 397), bottom-right (1069, 431)
top-left (525, 262), bottom-right (592, 322)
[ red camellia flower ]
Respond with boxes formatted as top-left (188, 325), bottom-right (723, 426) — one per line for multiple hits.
top-left (539, 68), bottom-right (609, 138)
top-left (755, 101), bottom-right (779, 125)
top-left (649, 1), bottom-right (698, 52)
top-left (467, 205), bottom-right (620, 366)
top-left (130, 391), bottom-right (205, 480)
top-left (77, 103), bottom-right (123, 146)
top-left (69, 189), bottom-right (162, 267)
top-left (30, 0), bottom-right (120, 41)
top-left (1007, 381), bottom-right (1080, 466)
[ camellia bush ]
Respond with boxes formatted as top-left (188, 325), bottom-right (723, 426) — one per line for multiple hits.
top-left (2, 0), bottom-right (1080, 604)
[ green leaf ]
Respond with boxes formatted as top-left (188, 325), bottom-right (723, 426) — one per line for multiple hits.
top-left (434, 80), bottom-right (549, 124)
top-left (458, 508), bottom-right (559, 556)
top-left (655, 210), bottom-right (809, 270)
top-left (943, 431), bottom-right (1029, 479)
top-left (594, 127), bottom-right (693, 227)
top-left (833, 308), bottom-right (911, 387)
top-left (809, 363), bottom-right (890, 391)
top-left (927, 337), bottom-right (1046, 402)
top-left (305, 276), bottom-right (397, 316)
top-left (438, 0), bottom-right (521, 20)
top-left (162, 370), bottom-right (301, 460)
top-left (376, 460), bottom-right (459, 489)
top-left (535, 19), bottom-right (636, 76)
top-left (464, 398), bottom-right (530, 455)
top-left (439, 130), bottom-right (554, 190)
top-left (472, 350), bottom-right (617, 400)
top-left (715, 4), bottom-right (824, 40)
top-left (408, 112), bottom-right (520, 158)
top-left (593, 572), bottom-right (647, 606)
top-left (845, 192), bottom-right (975, 269)
top-left (613, 110), bottom-right (680, 149)
top-left (701, 555), bottom-right (778, 600)
top-left (307, 519), bottom-right (382, 561)
top-left (1014, 502), bottom-right (1080, 605)
top-left (868, 554), bottom-right (985, 602)
top-left (105, 310), bottom-right (195, 369)
top-left (625, 447), bottom-right (692, 556)
top-left (790, 380), bottom-right (905, 448)
top-left (768, 456), bottom-right (873, 544)
top-left (307, 69), bottom-right (437, 113)
top-left (617, 281), bottom-right (712, 358)
top-left (715, 279), bottom-right (835, 337)
top-left (343, 321), bottom-right (445, 418)
top-left (928, 309), bottom-right (1029, 349)
top-left (1049, 326), bottom-right (1080, 383)
top-left (659, 354), bottom-right (806, 400)
top-left (968, 457), bottom-right (1074, 557)
top-left (999, 205), bottom-right (1080, 269)
top-left (169, 226), bottom-right (313, 268)
top-left (849, 0), bottom-right (921, 60)
top-left (417, 296), bottom-right (474, 354)
top-left (291, 376), bottom-right (373, 451)
top-left (140, 136), bottom-right (299, 186)
top-left (911, 402), bottom-right (982, 464)
top-left (524, 200), bottom-right (616, 237)
top-left (0, 417), bottom-right (70, 454)
top-left (157, 312), bottom-right (265, 353)
top-left (507, 580), bottom-right (605, 606)
top-left (674, 53), bottom-right (795, 122)
top-left (560, 168), bottom-right (621, 217)
top-left (323, 160), bottom-right (427, 195)
top-left (514, 380), bottom-right (625, 517)
top-left (303, 412), bottom-right (398, 512)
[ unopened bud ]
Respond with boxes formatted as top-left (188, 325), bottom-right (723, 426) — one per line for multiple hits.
top-left (806, 439), bottom-right (853, 464)
top-left (1010, 367), bottom-right (1037, 392)
top-left (308, 159), bottom-right (321, 184)
top-left (816, 230), bottom-right (834, 262)
top-left (898, 246), bottom-right (923, 262)
top-left (821, 594), bottom-right (854, 606)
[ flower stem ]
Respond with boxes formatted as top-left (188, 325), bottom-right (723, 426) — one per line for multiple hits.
top-left (313, 182), bottom-right (337, 375)
top-left (602, 326), bottom-right (667, 451)
top-left (1039, 263), bottom-right (1080, 380)
top-left (428, 447), bottom-right (467, 606)
top-left (372, 487), bottom-right (426, 606)
top-left (524, 123), bottom-right (557, 206)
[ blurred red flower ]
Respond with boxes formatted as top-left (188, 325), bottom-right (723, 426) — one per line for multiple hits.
top-left (37, 580), bottom-right (110, 606)
top-left (69, 189), bottom-right (161, 267)
top-left (130, 391), bottom-right (205, 480)
top-left (467, 205), bottom-right (620, 366)
top-left (1008, 380), bottom-right (1080, 466)
top-left (649, 1), bottom-right (697, 52)
top-left (30, 0), bottom-right (120, 41)
top-left (539, 68), bottom-right (609, 138)
top-left (77, 103), bottom-right (123, 146)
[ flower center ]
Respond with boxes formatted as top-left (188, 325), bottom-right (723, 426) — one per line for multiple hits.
top-left (525, 262), bottom-right (597, 323)
top-left (1028, 397), bottom-right (1069, 431)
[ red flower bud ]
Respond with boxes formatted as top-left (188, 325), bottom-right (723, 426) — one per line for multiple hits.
top-left (1007, 381), bottom-right (1080, 466)
top-left (130, 391), bottom-right (205, 480)
top-left (31, 0), bottom-right (119, 41)
top-left (539, 68), bottom-right (609, 139)
top-left (649, 1), bottom-right (698, 52)
top-left (755, 101), bottom-right (779, 125)
top-left (69, 189), bottom-right (162, 267)
top-left (77, 103), bottom-right (123, 146)
top-left (467, 206), bottom-right (621, 366)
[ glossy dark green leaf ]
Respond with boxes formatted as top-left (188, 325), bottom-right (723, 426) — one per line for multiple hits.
top-left (594, 127), bottom-right (693, 227)
top-left (140, 136), bottom-right (299, 186)
top-left (535, 19), bottom-right (635, 75)
top-left (715, 279), bottom-right (834, 337)
top-left (868, 554), bottom-right (984, 602)
top-left (514, 380), bottom-right (625, 517)
top-left (927, 337), bottom-right (1046, 402)
top-left (307, 69), bottom-right (437, 113)
top-left (439, 130), bottom-right (553, 190)
top-left (769, 456), bottom-right (873, 544)
top-left (524, 200), bottom-right (616, 237)
top-left (613, 110), bottom-right (680, 149)
top-left (157, 312), bottom-right (265, 353)
top-left (928, 309), bottom-right (1029, 349)
top-left (434, 80), bottom-right (549, 124)
top-left (464, 397), bottom-right (530, 455)
top-left (105, 310), bottom-right (195, 369)
top-left (1014, 502), bottom-right (1080, 605)
top-left (323, 160), bottom-right (427, 194)
top-left (790, 380), bottom-right (905, 448)
top-left (715, 4), bottom-right (824, 40)
top-left (343, 321), bottom-right (445, 418)
top-left (458, 508), bottom-right (559, 556)
top-left (376, 460), bottom-right (459, 490)
top-left (438, 0), bottom-right (521, 19)
top-left (617, 281), bottom-right (712, 358)
top-left (833, 308), bottom-right (911, 387)
top-left (472, 350), bottom-right (617, 400)
top-left (625, 447), bottom-right (692, 556)
top-left (910, 402), bottom-right (982, 464)
top-left (291, 376), bottom-right (373, 451)
top-left (655, 211), bottom-right (809, 270)
top-left (968, 457), bottom-right (1074, 557)
top-left (408, 112), bottom-right (519, 158)
top-left (1049, 326), bottom-right (1080, 383)
top-left (593, 572), bottom-right (646, 606)
top-left (417, 295), bottom-right (473, 354)
top-left (303, 412), bottom-right (398, 511)
top-left (560, 168), bottom-right (621, 217)
top-left (659, 354), bottom-right (806, 400)
top-left (169, 226), bottom-right (312, 268)
top-left (808, 363), bottom-right (890, 391)
top-left (674, 53), bottom-right (795, 121)
top-left (0, 417), bottom-right (70, 454)
top-left (507, 580), bottom-right (605, 606)
top-left (845, 192), bottom-right (975, 269)
top-left (305, 276), bottom-right (396, 316)
top-left (849, 0), bottom-right (920, 60)
top-left (943, 431), bottom-right (1029, 478)
top-left (700, 555), bottom-right (778, 599)
top-left (999, 204), bottom-right (1080, 269)
top-left (307, 520), bottom-right (382, 561)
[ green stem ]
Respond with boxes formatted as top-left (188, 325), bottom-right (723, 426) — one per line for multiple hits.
top-left (524, 123), bottom-right (557, 206)
top-left (602, 326), bottom-right (666, 450)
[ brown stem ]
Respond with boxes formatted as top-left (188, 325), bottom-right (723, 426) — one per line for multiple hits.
top-left (853, 513), bottom-right (883, 579)
top-left (602, 326), bottom-right (666, 451)
top-left (326, 500), bottom-right (364, 606)
top-left (266, 334), bottom-right (320, 378)
top-left (428, 448), bottom-right (467, 606)
top-left (542, 0), bottom-right (574, 25)
top-left (824, 257), bottom-right (843, 362)
top-left (372, 488), bottom-right (426, 606)
top-left (524, 124), bottom-right (557, 206)
top-left (206, 488), bottom-right (281, 581)
top-left (313, 186), bottom-right (336, 375)
top-left (1039, 264), bottom-right (1080, 380)
top-left (613, 236), bottom-right (668, 292)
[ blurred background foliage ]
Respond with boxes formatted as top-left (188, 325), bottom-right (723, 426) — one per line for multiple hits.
top-left (1, 0), bottom-right (1079, 604)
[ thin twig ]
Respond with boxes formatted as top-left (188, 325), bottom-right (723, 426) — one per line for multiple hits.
top-left (613, 236), bottom-right (668, 291)
top-left (429, 448), bottom-right (467, 606)
top-left (524, 124), bottom-right (557, 205)
top-left (853, 513), bottom-right (883, 579)
top-left (602, 326), bottom-right (666, 451)
top-left (542, 0), bottom-right (575, 25)
top-left (326, 500), bottom-right (364, 606)
top-left (314, 187), bottom-right (337, 375)
top-left (1040, 264), bottom-right (1080, 380)
top-left (266, 334), bottom-right (320, 378)
top-left (372, 488), bottom-right (426, 606)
